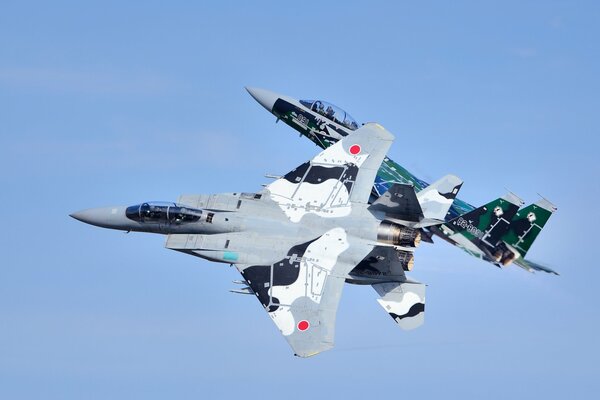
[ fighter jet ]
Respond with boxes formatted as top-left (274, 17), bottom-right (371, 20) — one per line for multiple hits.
top-left (246, 87), bottom-right (558, 274)
top-left (72, 124), bottom-right (464, 357)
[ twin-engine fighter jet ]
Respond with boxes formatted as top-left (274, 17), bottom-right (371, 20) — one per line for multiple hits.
top-left (71, 124), bottom-right (463, 357)
top-left (246, 87), bottom-right (558, 274)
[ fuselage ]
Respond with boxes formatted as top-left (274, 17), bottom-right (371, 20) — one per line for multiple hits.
top-left (71, 191), bottom-right (418, 283)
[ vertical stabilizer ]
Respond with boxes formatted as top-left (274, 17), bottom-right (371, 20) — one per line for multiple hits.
top-left (416, 175), bottom-right (463, 221)
top-left (446, 193), bottom-right (523, 248)
top-left (501, 198), bottom-right (557, 258)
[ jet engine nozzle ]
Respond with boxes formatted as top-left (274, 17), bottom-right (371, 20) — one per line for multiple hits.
top-left (500, 251), bottom-right (516, 266)
top-left (377, 221), bottom-right (421, 248)
top-left (493, 242), bottom-right (517, 267)
top-left (396, 250), bottom-right (415, 271)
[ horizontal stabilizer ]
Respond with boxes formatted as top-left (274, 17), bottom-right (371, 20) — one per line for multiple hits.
top-left (372, 282), bottom-right (426, 330)
top-left (513, 258), bottom-right (559, 275)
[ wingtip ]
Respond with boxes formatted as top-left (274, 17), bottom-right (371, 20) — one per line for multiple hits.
top-left (535, 196), bottom-right (558, 212)
top-left (502, 191), bottom-right (525, 207)
top-left (357, 122), bottom-right (395, 141)
top-left (448, 174), bottom-right (464, 189)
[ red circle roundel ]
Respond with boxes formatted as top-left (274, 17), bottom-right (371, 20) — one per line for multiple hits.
top-left (297, 320), bottom-right (310, 331)
top-left (349, 144), bottom-right (361, 155)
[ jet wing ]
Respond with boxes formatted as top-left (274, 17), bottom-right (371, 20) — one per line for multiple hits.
top-left (236, 228), bottom-right (372, 357)
top-left (265, 123), bottom-right (394, 222)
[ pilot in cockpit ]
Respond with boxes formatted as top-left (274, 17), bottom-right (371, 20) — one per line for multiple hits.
top-left (312, 101), bottom-right (321, 113)
top-left (325, 105), bottom-right (334, 118)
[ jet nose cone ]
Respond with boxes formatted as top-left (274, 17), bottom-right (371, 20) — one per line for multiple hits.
top-left (245, 86), bottom-right (279, 112)
top-left (69, 210), bottom-right (91, 222)
top-left (69, 207), bottom-right (113, 226)
top-left (70, 206), bottom-right (129, 230)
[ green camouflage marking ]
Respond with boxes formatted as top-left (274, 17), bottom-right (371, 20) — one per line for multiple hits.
top-left (448, 197), bottom-right (519, 244)
top-left (501, 204), bottom-right (553, 257)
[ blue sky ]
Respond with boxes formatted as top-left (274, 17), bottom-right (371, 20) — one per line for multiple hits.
top-left (1, 1), bottom-right (599, 399)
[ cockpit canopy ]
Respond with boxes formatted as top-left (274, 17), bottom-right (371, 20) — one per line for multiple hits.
top-left (299, 99), bottom-right (360, 130)
top-left (126, 202), bottom-right (203, 224)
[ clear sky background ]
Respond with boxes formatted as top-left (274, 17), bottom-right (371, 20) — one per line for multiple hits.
top-left (1, 1), bottom-right (599, 399)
